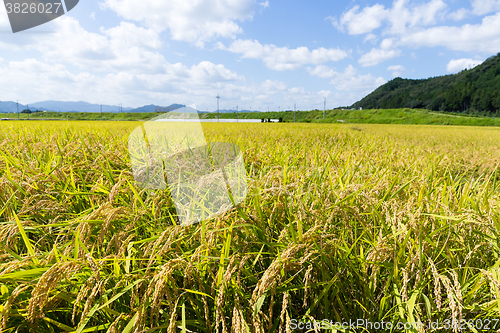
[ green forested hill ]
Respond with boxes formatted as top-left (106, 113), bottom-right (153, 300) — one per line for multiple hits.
top-left (352, 52), bottom-right (500, 114)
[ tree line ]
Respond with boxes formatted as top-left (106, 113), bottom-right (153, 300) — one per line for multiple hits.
top-left (352, 52), bottom-right (500, 116)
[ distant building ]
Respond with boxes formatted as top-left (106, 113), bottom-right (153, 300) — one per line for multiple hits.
top-left (359, 107), bottom-right (363, 110)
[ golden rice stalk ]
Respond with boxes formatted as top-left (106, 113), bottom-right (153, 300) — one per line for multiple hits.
top-left (0, 223), bottom-right (21, 249)
top-left (231, 305), bottom-right (244, 333)
top-left (0, 258), bottom-right (33, 276)
top-left (130, 258), bottom-right (186, 332)
top-left (106, 313), bottom-right (125, 333)
top-left (98, 206), bottom-right (129, 246)
top-left (108, 177), bottom-right (127, 203)
top-left (215, 256), bottom-right (239, 333)
top-left (450, 270), bottom-right (463, 320)
top-left (85, 253), bottom-right (101, 281)
top-left (401, 268), bottom-right (409, 303)
top-left (0, 284), bottom-right (30, 331)
top-left (250, 245), bottom-right (306, 331)
top-left (250, 244), bottom-right (306, 306)
top-left (76, 278), bottom-right (109, 328)
top-left (145, 225), bottom-right (183, 271)
top-left (28, 261), bottom-right (80, 322)
top-left (429, 259), bottom-right (442, 310)
top-left (303, 265), bottom-right (314, 309)
top-left (480, 269), bottom-right (500, 299)
top-left (440, 275), bottom-right (460, 333)
top-left (278, 292), bottom-right (289, 333)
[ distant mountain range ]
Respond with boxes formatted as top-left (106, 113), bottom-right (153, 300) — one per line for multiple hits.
top-left (352, 52), bottom-right (500, 113)
top-left (0, 101), bottom-right (277, 114)
top-left (130, 104), bottom-right (185, 113)
top-left (0, 101), bottom-right (187, 113)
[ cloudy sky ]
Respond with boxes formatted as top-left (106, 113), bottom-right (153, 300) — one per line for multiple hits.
top-left (0, 0), bottom-right (498, 111)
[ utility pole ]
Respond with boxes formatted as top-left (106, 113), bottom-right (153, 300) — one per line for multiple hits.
top-left (237, 105), bottom-right (238, 122)
top-left (27, 105), bottom-right (29, 120)
top-left (294, 103), bottom-right (296, 122)
top-left (17, 100), bottom-right (19, 120)
top-left (323, 98), bottom-right (326, 119)
top-left (100, 104), bottom-right (102, 120)
top-left (216, 94), bottom-right (220, 122)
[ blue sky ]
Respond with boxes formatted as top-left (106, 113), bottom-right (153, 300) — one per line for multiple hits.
top-left (0, 0), bottom-right (498, 111)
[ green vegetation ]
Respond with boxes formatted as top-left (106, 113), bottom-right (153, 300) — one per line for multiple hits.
top-left (203, 108), bottom-right (500, 126)
top-left (0, 111), bottom-right (159, 121)
top-left (1, 121), bottom-right (500, 332)
top-left (3, 107), bottom-right (500, 126)
top-left (352, 52), bottom-right (500, 114)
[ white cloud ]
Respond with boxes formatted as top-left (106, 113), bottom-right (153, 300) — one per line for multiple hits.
top-left (387, 65), bottom-right (405, 77)
top-left (334, 0), bottom-right (500, 55)
top-left (308, 64), bottom-right (386, 92)
top-left (472, 0), bottom-right (500, 15)
top-left (221, 39), bottom-right (349, 70)
top-left (102, 0), bottom-right (256, 47)
top-left (446, 58), bottom-right (483, 72)
top-left (103, 22), bottom-right (162, 50)
top-left (390, 0), bottom-right (446, 33)
top-left (0, 6), bottom-right (10, 29)
top-left (400, 12), bottom-right (500, 53)
top-left (0, 17), bottom-right (166, 73)
top-left (0, 59), bottom-right (111, 103)
top-left (0, 54), bottom-right (346, 111)
top-left (29, 18), bottom-right (165, 74)
top-left (336, 4), bottom-right (388, 35)
top-left (0, 14), bottom-right (246, 107)
top-left (333, 0), bottom-right (447, 35)
top-left (307, 65), bottom-right (338, 78)
top-left (359, 48), bottom-right (401, 67)
top-left (331, 65), bottom-right (387, 92)
top-left (364, 34), bottom-right (378, 43)
top-left (261, 80), bottom-right (287, 92)
top-left (189, 61), bottom-right (242, 82)
top-left (0, 58), bottom-right (245, 108)
top-left (448, 8), bottom-right (469, 21)
top-left (380, 38), bottom-right (396, 50)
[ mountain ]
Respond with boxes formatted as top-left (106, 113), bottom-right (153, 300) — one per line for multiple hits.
top-left (0, 101), bottom-right (28, 113)
top-left (28, 101), bottom-right (134, 113)
top-left (129, 104), bottom-right (185, 113)
top-left (352, 52), bottom-right (500, 114)
top-left (0, 101), bottom-right (188, 113)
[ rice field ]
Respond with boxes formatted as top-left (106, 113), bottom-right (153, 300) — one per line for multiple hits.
top-left (1, 121), bottom-right (500, 332)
